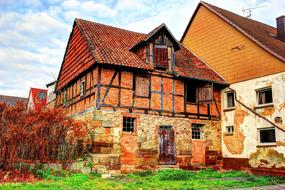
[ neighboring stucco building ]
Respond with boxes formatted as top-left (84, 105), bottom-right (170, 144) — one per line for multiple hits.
top-left (55, 18), bottom-right (227, 173)
top-left (26, 88), bottom-right (48, 112)
top-left (46, 80), bottom-right (57, 109)
top-left (181, 1), bottom-right (285, 175)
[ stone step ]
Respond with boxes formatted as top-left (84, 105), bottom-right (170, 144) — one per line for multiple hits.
top-left (158, 165), bottom-right (180, 170)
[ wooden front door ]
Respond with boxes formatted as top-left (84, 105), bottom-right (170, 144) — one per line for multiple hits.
top-left (158, 126), bottom-right (176, 165)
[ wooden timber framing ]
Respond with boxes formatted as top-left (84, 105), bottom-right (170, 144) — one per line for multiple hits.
top-left (56, 64), bottom-right (222, 120)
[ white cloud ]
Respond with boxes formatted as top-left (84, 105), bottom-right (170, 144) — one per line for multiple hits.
top-left (0, 0), bottom-right (284, 97)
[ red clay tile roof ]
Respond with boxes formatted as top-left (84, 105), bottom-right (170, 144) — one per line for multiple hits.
top-left (0, 95), bottom-right (28, 106)
top-left (181, 1), bottom-right (285, 63)
top-left (76, 19), bottom-right (151, 70)
top-left (174, 45), bottom-right (224, 82)
top-left (57, 18), bottom-right (225, 90)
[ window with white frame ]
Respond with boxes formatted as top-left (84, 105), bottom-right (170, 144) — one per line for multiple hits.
top-left (80, 79), bottom-right (86, 97)
top-left (257, 88), bottom-right (273, 105)
top-left (226, 91), bottom-right (235, 108)
top-left (258, 128), bottom-right (276, 144)
top-left (226, 126), bottom-right (234, 135)
top-left (192, 124), bottom-right (204, 139)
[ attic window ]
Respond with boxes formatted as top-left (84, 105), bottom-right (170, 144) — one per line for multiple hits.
top-left (154, 45), bottom-right (168, 70)
top-left (38, 91), bottom-right (46, 99)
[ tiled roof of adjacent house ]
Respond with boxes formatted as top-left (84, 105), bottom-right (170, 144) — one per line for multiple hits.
top-left (0, 95), bottom-right (28, 106)
top-left (57, 18), bottom-right (226, 90)
top-left (181, 1), bottom-right (285, 63)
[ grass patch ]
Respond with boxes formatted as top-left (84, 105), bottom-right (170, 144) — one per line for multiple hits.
top-left (0, 169), bottom-right (284, 190)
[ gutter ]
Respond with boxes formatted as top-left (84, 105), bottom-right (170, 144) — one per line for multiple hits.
top-left (228, 86), bottom-right (285, 132)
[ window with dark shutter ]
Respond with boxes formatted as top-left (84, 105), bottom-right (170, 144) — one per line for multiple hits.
top-left (198, 84), bottom-right (213, 103)
top-left (154, 46), bottom-right (168, 70)
top-left (135, 75), bottom-right (150, 97)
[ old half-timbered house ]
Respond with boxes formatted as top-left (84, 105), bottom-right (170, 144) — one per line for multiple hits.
top-left (55, 18), bottom-right (227, 173)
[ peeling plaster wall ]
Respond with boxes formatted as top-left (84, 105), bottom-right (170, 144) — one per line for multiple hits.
top-left (221, 72), bottom-right (285, 169)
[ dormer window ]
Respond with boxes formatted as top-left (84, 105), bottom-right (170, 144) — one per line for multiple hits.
top-left (154, 45), bottom-right (168, 70)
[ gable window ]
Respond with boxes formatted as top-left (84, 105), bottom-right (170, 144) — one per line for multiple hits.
top-left (192, 124), bottom-right (204, 139)
top-left (135, 75), bottom-right (150, 97)
top-left (226, 126), bottom-right (234, 135)
top-left (80, 80), bottom-right (86, 97)
top-left (257, 88), bottom-right (272, 105)
top-left (123, 117), bottom-right (135, 132)
top-left (186, 83), bottom-right (197, 103)
top-left (154, 45), bottom-right (168, 70)
top-left (226, 91), bottom-right (235, 108)
top-left (258, 128), bottom-right (276, 144)
top-left (38, 91), bottom-right (46, 99)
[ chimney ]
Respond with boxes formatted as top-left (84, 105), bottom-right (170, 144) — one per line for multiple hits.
top-left (276, 16), bottom-right (285, 43)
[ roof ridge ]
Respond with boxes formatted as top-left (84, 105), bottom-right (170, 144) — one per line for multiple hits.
top-left (201, 1), bottom-right (276, 30)
top-left (0, 94), bottom-right (27, 99)
top-left (75, 18), bottom-right (147, 36)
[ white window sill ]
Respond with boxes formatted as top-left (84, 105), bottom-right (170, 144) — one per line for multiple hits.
top-left (254, 103), bottom-right (274, 109)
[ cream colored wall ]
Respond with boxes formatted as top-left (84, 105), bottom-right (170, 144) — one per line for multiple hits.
top-left (182, 5), bottom-right (285, 84)
top-left (221, 72), bottom-right (285, 168)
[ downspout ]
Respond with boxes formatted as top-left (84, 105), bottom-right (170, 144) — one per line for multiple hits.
top-left (228, 87), bottom-right (285, 132)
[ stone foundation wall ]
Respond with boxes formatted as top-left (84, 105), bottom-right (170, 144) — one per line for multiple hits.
top-left (72, 108), bottom-right (222, 173)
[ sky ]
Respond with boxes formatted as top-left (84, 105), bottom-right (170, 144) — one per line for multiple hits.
top-left (0, 0), bottom-right (284, 97)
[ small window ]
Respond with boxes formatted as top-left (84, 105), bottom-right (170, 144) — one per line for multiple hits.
top-left (192, 124), bottom-right (204, 139)
top-left (259, 128), bottom-right (276, 144)
top-left (226, 126), bottom-right (234, 135)
top-left (63, 90), bottom-right (67, 106)
top-left (186, 83), bottom-right (197, 103)
top-left (38, 91), bottom-right (46, 99)
top-left (80, 80), bottom-right (86, 97)
top-left (257, 88), bottom-right (272, 105)
top-left (123, 117), bottom-right (135, 132)
top-left (135, 75), bottom-right (150, 97)
top-left (154, 45), bottom-right (168, 70)
top-left (226, 92), bottom-right (235, 108)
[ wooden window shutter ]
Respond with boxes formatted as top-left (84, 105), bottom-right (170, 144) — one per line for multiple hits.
top-left (154, 47), bottom-right (168, 69)
top-left (198, 84), bottom-right (213, 103)
top-left (135, 75), bottom-right (150, 97)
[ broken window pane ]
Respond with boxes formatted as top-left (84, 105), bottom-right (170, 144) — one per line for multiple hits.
top-left (257, 88), bottom-right (272, 105)
top-left (259, 128), bottom-right (276, 143)
top-left (123, 117), bottom-right (135, 132)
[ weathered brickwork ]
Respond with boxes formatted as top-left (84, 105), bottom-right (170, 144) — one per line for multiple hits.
top-left (72, 109), bottom-right (222, 173)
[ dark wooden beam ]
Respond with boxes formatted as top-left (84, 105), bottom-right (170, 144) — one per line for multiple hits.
top-left (101, 70), bottom-right (118, 104)
top-left (118, 70), bottom-right (121, 106)
top-left (96, 65), bottom-right (101, 109)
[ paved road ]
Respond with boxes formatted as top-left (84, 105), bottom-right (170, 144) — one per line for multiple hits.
top-left (238, 184), bottom-right (285, 190)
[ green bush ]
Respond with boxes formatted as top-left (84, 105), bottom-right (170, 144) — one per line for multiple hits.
top-left (155, 169), bottom-right (194, 181)
top-left (132, 170), bottom-right (154, 177)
